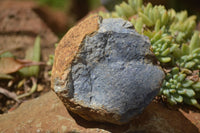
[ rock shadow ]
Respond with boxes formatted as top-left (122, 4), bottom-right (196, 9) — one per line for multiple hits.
top-left (68, 102), bottom-right (199, 133)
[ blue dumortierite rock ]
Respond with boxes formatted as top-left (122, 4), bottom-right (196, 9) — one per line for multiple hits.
top-left (54, 18), bottom-right (165, 124)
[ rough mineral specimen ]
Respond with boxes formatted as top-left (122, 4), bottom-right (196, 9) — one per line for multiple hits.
top-left (51, 15), bottom-right (165, 125)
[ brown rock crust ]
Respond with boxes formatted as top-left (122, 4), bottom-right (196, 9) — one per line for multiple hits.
top-left (51, 14), bottom-right (100, 88)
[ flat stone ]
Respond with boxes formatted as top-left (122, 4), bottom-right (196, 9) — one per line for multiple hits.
top-left (0, 91), bottom-right (198, 133)
top-left (51, 15), bottom-right (165, 124)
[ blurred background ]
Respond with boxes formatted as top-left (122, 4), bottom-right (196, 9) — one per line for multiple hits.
top-left (1, 0), bottom-right (199, 36)
top-left (36, 0), bottom-right (200, 33)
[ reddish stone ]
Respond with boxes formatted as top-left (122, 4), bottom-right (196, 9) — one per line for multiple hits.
top-left (0, 91), bottom-right (198, 133)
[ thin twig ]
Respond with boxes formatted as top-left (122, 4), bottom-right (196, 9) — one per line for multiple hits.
top-left (0, 87), bottom-right (20, 103)
top-left (17, 77), bottom-right (37, 99)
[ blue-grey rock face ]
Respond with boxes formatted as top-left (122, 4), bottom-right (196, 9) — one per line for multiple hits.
top-left (57, 18), bottom-right (165, 124)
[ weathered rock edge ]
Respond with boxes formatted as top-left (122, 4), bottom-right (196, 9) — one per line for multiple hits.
top-left (51, 14), bottom-right (165, 125)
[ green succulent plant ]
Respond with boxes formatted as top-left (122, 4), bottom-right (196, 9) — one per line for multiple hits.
top-left (161, 67), bottom-right (200, 108)
top-left (99, 0), bottom-right (200, 108)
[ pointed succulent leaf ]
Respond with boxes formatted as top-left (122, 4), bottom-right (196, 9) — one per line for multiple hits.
top-left (182, 80), bottom-right (194, 87)
top-left (190, 32), bottom-right (200, 53)
top-left (172, 93), bottom-right (183, 103)
top-left (159, 57), bottom-right (171, 63)
top-left (184, 88), bottom-right (195, 97)
top-left (184, 61), bottom-right (196, 69)
top-left (168, 96), bottom-right (177, 105)
top-left (181, 44), bottom-right (190, 55)
top-left (139, 12), bottom-right (153, 26)
top-left (171, 67), bottom-right (179, 75)
top-left (192, 82), bottom-right (200, 91)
